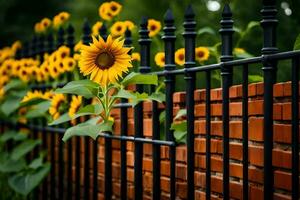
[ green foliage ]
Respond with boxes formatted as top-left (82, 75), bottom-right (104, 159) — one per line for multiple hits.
top-left (62, 120), bottom-right (113, 141)
top-left (55, 80), bottom-right (100, 99)
top-left (121, 72), bottom-right (158, 86)
top-left (294, 33), bottom-right (300, 50)
top-left (0, 130), bottom-right (50, 198)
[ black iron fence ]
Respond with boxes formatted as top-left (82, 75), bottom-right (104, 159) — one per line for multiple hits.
top-left (1, 0), bottom-right (299, 200)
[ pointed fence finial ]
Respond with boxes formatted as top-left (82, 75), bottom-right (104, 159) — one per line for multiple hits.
top-left (162, 9), bottom-right (176, 71)
top-left (99, 24), bottom-right (107, 40)
top-left (138, 16), bottom-right (151, 73)
top-left (219, 3), bottom-right (234, 85)
top-left (124, 29), bottom-right (132, 47)
top-left (183, 4), bottom-right (196, 66)
top-left (82, 19), bottom-right (91, 45)
top-left (67, 24), bottom-right (75, 56)
top-left (57, 27), bottom-right (65, 48)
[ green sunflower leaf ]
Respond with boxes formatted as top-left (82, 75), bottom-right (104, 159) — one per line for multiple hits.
top-left (62, 120), bottom-right (113, 142)
top-left (8, 163), bottom-right (51, 196)
top-left (55, 80), bottom-right (99, 99)
top-left (121, 72), bottom-right (158, 86)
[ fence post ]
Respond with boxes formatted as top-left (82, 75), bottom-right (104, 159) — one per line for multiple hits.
top-left (261, 0), bottom-right (278, 199)
top-left (67, 24), bottom-right (75, 56)
top-left (119, 28), bottom-right (132, 200)
top-left (81, 18), bottom-right (92, 200)
top-left (162, 9), bottom-right (176, 200)
top-left (219, 4), bottom-right (234, 200)
top-left (29, 35), bottom-right (37, 57)
top-left (47, 34), bottom-right (55, 54)
top-left (38, 35), bottom-right (45, 60)
top-left (100, 24), bottom-right (108, 40)
top-left (21, 41), bottom-right (29, 58)
top-left (183, 5), bottom-right (196, 200)
top-left (134, 16), bottom-right (150, 200)
top-left (57, 27), bottom-right (65, 48)
top-left (65, 23), bottom-right (75, 200)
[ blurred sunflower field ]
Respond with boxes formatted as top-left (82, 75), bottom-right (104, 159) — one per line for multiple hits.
top-left (0, 0), bottom-right (299, 199)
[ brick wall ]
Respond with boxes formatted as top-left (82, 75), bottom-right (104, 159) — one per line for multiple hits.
top-left (46, 81), bottom-right (299, 200)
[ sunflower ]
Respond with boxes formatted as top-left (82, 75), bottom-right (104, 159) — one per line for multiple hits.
top-left (0, 75), bottom-right (9, 86)
top-left (108, 1), bottom-right (122, 16)
top-left (22, 90), bottom-right (45, 102)
top-left (0, 88), bottom-right (4, 99)
top-left (34, 22), bottom-right (43, 33)
top-left (124, 20), bottom-right (135, 31)
top-left (57, 46), bottom-right (70, 59)
top-left (154, 52), bottom-right (165, 67)
top-left (92, 21), bottom-right (103, 36)
top-left (11, 41), bottom-right (22, 53)
top-left (175, 48), bottom-right (185, 66)
top-left (74, 41), bottom-right (83, 52)
top-left (56, 61), bottom-right (66, 73)
top-left (98, 2), bottom-right (113, 21)
top-left (53, 12), bottom-right (70, 29)
top-left (36, 69), bottom-right (47, 82)
top-left (79, 35), bottom-right (132, 86)
top-left (195, 47), bottom-right (210, 62)
top-left (110, 21), bottom-right (126, 37)
top-left (41, 18), bottom-right (51, 30)
top-left (18, 68), bottom-right (30, 82)
top-left (234, 48), bottom-right (246, 54)
top-left (132, 53), bottom-right (140, 62)
top-left (49, 94), bottom-right (66, 120)
top-left (63, 57), bottom-right (76, 71)
top-left (49, 64), bottom-right (60, 79)
top-left (68, 95), bottom-right (82, 121)
top-left (147, 19), bottom-right (161, 37)
top-left (18, 107), bottom-right (28, 124)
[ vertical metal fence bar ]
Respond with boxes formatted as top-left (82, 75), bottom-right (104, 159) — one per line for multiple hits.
top-left (120, 29), bottom-right (131, 200)
top-left (82, 19), bottom-right (92, 200)
top-left (29, 35), bottom-right (37, 57)
top-left (242, 64), bottom-right (249, 200)
top-left (75, 136), bottom-right (81, 200)
top-left (291, 56), bottom-right (299, 200)
top-left (205, 70), bottom-right (211, 200)
top-left (261, 0), bottom-right (278, 199)
top-left (220, 4), bottom-right (234, 200)
top-left (21, 41), bottom-right (29, 58)
top-left (57, 26), bottom-right (65, 199)
top-left (38, 35), bottom-right (45, 60)
top-left (152, 87), bottom-right (160, 200)
top-left (162, 9), bottom-right (176, 200)
top-left (46, 33), bottom-right (55, 54)
top-left (183, 5), bottom-right (196, 200)
top-left (57, 27), bottom-right (65, 48)
top-left (105, 134), bottom-right (112, 200)
top-left (66, 24), bottom-right (75, 200)
top-left (50, 130), bottom-right (56, 199)
top-left (134, 16), bottom-right (151, 200)
top-left (100, 24), bottom-right (108, 41)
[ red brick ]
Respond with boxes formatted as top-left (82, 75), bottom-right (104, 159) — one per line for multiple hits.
top-left (194, 104), bottom-right (205, 117)
top-left (283, 81), bottom-right (291, 96)
top-left (211, 88), bottom-right (222, 101)
top-left (272, 149), bottom-right (291, 169)
top-left (211, 104), bottom-right (222, 116)
top-left (248, 100), bottom-right (263, 115)
top-left (229, 84), bottom-right (242, 98)
top-left (274, 83), bottom-right (284, 97)
top-left (256, 82), bottom-right (264, 95)
top-left (173, 92), bottom-right (186, 104)
top-left (229, 102), bottom-right (242, 116)
top-left (274, 170), bottom-right (291, 191)
top-left (194, 89), bottom-right (206, 102)
top-left (249, 117), bottom-right (264, 141)
top-left (248, 83), bottom-right (257, 97)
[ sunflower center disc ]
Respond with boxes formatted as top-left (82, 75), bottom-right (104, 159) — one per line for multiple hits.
top-left (96, 52), bottom-right (114, 68)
